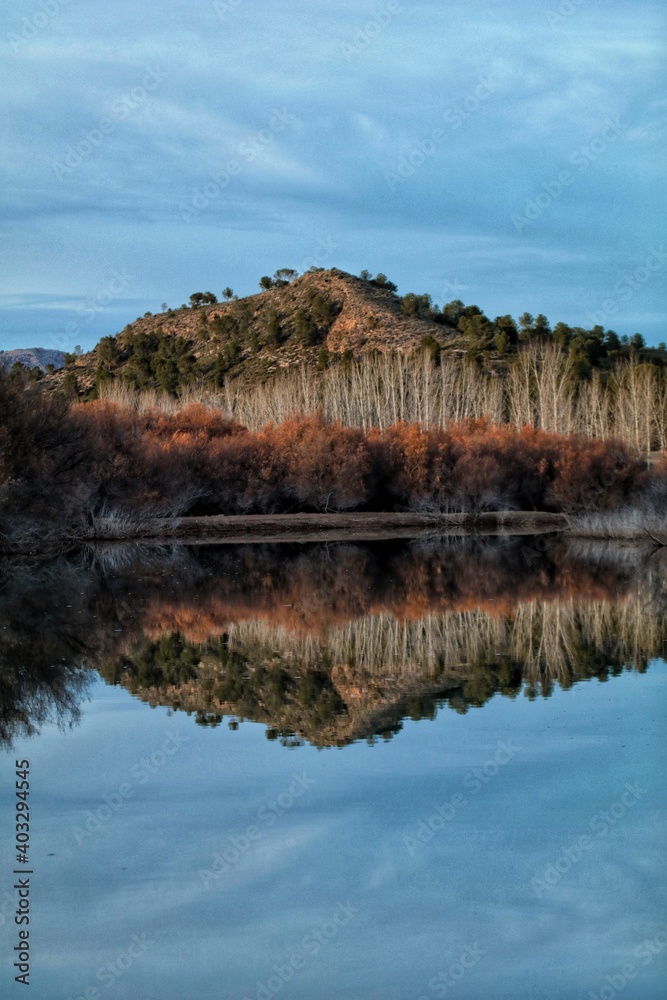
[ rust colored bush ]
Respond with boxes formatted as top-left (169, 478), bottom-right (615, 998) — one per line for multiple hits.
top-left (142, 404), bottom-right (244, 442)
top-left (3, 385), bottom-right (659, 538)
top-left (546, 436), bottom-right (647, 512)
top-left (74, 408), bottom-right (653, 517)
top-left (371, 419), bottom-right (649, 514)
top-left (264, 413), bottom-right (373, 511)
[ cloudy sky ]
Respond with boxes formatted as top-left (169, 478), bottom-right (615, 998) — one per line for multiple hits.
top-left (0, 0), bottom-right (665, 352)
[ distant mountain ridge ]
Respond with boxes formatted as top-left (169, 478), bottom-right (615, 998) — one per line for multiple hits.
top-left (0, 347), bottom-right (67, 371)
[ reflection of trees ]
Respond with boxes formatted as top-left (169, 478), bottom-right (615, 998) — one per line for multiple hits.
top-left (0, 561), bottom-right (94, 746)
top-left (130, 537), bottom-right (637, 638)
top-left (0, 660), bottom-right (89, 747)
top-left (0, 546), bottom-right (181, 746)
top-left (98, 543), bottom-right (667, 746)
top-left (1, 540), bottom-right (665, 748)
top-left (105, 632), bottom-right (346, 741)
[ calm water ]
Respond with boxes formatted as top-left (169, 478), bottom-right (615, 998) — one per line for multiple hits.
top-left (1, 538), bottom-right (666, 1000)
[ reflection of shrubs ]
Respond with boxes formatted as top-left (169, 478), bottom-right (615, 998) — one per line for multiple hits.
top-left (16, 538), bottom-right (662, 747)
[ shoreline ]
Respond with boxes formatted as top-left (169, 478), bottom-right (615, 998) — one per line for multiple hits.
top-left (88, 510), bottom-right (571, 543)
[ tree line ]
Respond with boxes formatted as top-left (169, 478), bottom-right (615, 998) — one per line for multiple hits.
top-left (2, 367), bottom-right (665, 553)
top-left (143, 345), bottom-right (666, 453)
top-left (21, 264), bottom-right (661, 399)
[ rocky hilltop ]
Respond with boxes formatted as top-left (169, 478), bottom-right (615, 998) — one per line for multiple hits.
top-left (42, 266), bottom-right (663, 401)
top-left (47, 269), bottom-right (458, 394)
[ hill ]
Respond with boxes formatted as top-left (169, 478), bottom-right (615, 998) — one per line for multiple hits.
top-left (0, 347), bottom-right (66, 371)
top-left (42, 265), bottom-right (664, 402)
top-left (46, 268), bottom-right (459, 395)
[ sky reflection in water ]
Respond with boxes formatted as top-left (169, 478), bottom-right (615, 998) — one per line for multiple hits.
top-left (0, 538), bottom-right (665, 999)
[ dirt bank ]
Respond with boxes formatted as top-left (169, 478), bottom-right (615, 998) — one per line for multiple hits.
top-left (89, 510), bottom-right (569, 544)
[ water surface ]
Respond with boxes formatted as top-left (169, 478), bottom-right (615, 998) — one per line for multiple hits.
top-left (1, 538), bottom-right (665, 999)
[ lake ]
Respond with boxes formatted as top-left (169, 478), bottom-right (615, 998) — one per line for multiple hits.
top-left (1, 536), bottom-right (666, 1000)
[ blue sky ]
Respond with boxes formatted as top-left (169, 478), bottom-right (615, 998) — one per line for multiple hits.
top-left (0, 0), bottom-right (665, 352)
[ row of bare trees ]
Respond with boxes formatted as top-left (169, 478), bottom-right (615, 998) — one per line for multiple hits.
top-left (227, 592), bottom-right (663, 692)
top-left (111, 564), bottom-right (667, 742)
top-left (100, 345), bottom-right (667, 452)
top-left (223, 347), bottom-right (667, 452)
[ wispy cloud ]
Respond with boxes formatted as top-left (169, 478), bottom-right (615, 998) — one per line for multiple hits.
top-left (0, 0), bottom-right (664, 349)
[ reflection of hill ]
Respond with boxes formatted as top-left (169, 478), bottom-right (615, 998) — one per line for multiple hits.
top-left (1, 540), bottom-right (665, 747)
top-left (105, 593), bottom-right (665, 747)
top-left (98, 539), bottom-right (667, 746)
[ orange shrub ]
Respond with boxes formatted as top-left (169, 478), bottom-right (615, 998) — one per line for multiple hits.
top-left (265, 414), bottom-right (372, 511)
top-left (64, 404), bottom-right (654, 517)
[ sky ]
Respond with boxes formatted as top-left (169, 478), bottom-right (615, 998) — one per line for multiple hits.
top-left (0, 0), bottom-right (665, 353)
